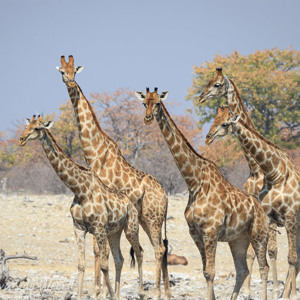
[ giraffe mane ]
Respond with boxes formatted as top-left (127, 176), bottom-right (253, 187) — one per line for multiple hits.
top-left (46, 130), bottom-right (91, 172)
top-left (76, 85), bottom-right (126, 158)
top-left (238, 119), bottom-right (286, 153)
top-left (228, 78), bottom-right (256, 130)
top-left (160, 102), bottom-right (219, 167)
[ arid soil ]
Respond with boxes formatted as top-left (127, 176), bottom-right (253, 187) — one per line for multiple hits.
top-left (0, 193), bottom-right (296, 299)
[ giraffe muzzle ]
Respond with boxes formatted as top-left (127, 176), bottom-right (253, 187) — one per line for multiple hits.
top-left (199, 92), bottom-right (209, 104)
top-left (19, 136), bottom-right (27, 146)
top-left (205, 133), bottom-right (215, 145)
top-left (144, 114), bottom-right (154, 125)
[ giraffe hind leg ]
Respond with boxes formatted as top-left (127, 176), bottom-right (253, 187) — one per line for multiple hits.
top-left (229, 239), bottom-right (250, 300)
top-left (92, 236), bottom-right (109, 298)
top-left (243, 244), bottom-right (255, 298)
top-left (108, 229), bottom-right (124, 300)
top-left (94, 231), bottom-right (116, 300)
top-left (125, 207), bottom-right (144, 298)
top-left (140, 218), bottom-right (169, 300)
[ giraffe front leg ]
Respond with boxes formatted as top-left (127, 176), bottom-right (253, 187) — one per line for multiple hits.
top-left (93, 236), bottom-right (101, 297)
top-left (281, 224), bottom-right (297, 300)
top-left (243, 244), bottom-right (255, 298)
top-left (267, 222), bottom-right (279, 299)
top-left (202, 234), bottom-right (217, 300)
top-left (73, 226), bottom-right (87, 300)
top-left (251, 238), bottom-right (269, 300)
top-left (188, 228), bottom-right (213, 298)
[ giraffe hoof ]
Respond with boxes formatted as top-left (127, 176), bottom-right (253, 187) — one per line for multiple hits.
top-left (271, 290), bottom-right (280, 299)
top-left (99, 289), bottom-right (109, 299)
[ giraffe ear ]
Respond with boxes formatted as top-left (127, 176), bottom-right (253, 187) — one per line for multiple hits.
top-left (43, 121), bottom-right (54, 130)
top-left (135, 91), bottom-right (145, 101)
top-left (230, 115), bottom-right (240, 123)
top-left (25, 118), bottom-right (31, 125)
top-left (56, 66), bottom-right (63, 73)
top-left (75, 66), bottom-right (84, 74)
top-left (160, 91), bottom-right (169, 101)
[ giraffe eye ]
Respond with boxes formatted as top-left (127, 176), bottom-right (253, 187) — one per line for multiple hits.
top-left (214, 83), bottom-right (221, 88)
top-left (221, 123), bottom-right (229, 128)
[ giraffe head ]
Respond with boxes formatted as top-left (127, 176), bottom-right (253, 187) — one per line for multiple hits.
top-left (205, 106), bottom-right (240, 145)
top-left (135, 87), bottom-right (169, 125)
top-left (19, 115), bottom-right (54, 146)
top-left (56, 55), bottom-right (84, 87)
top-left (198, 68), bottom-right (231, 104)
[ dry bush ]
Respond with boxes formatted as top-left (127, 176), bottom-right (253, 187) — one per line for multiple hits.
top-left (6, 161), bottom-right (70, 195)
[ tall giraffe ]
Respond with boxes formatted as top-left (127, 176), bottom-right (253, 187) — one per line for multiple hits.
top-left (199, 68), bottom-right (279, 297)
top-left (206, 106), bottom-right (300, 300)
top-left (19, 115), bottom-right (143, 300)
top-left (135, 88), bottom-right (269, 300)
top-left (56, 55), bottom-right (170, 300)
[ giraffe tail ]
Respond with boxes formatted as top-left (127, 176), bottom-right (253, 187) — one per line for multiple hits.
top-left (163, 238), bottom-right (168, 268)
top-left (162, 197), bottom-right (168, 268)
top-left (130, 246), bottom-right (135, 268)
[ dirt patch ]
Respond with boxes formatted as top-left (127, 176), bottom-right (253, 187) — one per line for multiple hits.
top-left (0, 193), bottom-right (294, 299)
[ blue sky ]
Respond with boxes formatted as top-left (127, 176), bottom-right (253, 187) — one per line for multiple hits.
top-left (1, 0), bottom-right (299, 134)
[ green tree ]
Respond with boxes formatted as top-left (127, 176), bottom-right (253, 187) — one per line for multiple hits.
top-left (51, 102), bottom-right (84, 162)
top-left (187, 48), bottom-right (300, 148)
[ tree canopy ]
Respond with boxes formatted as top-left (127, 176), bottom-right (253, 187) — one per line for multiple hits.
top-left (187, 48), bottom-right (300, 148)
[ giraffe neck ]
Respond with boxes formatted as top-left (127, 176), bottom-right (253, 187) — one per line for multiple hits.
top-left (226, 78), bottom-right (262, 177)
top-left (40, 129), bottom-right (91, 195)
top-left (66, 84), bottom-right (120, 168)
top-left (226, 79), bottom-right (256, 130)
top-left (233, 120), bottom-right (289, 183)
top-left (156, 102), bottom-right (218, 194)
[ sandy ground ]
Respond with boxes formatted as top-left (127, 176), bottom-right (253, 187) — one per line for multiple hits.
top-left (0, 193), bottom-right (297, 299)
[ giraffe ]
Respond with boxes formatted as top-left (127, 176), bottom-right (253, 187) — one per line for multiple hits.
top-left (198, 67), bottom-right (279, 297)
top-left (135, 88), bottom-right (269, 300)
top-left (56, 55), bottom-right (170, 300)
top-left (206, 106), bottom-right (300, 299)
top-left (19, 115), bottom-right (144, 300)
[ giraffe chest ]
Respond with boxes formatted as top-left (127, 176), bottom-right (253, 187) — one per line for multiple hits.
top-left (70, 197), bottom-right (128, 235)
top-left (184, 193), bottom-right (255, 241)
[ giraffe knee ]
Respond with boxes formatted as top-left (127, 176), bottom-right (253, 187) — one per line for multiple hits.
top-left (156, 244), bottom-right (166, 260)
top-left (93, 247), bottom-right (100, 258)
top-left (78, 264), bottom-right (85, 272)
top-left (268, 248), bottom-right (277, 260)
top-left (288, 253), bottom-right (298, 266)
top-left (100, 263), bottom-right (109, 274)
top-left (203, 270), bottom-right (215, 282)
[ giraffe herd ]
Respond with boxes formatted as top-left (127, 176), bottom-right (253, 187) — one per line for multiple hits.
top-left (18, 56), bottom-right (299, 300)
